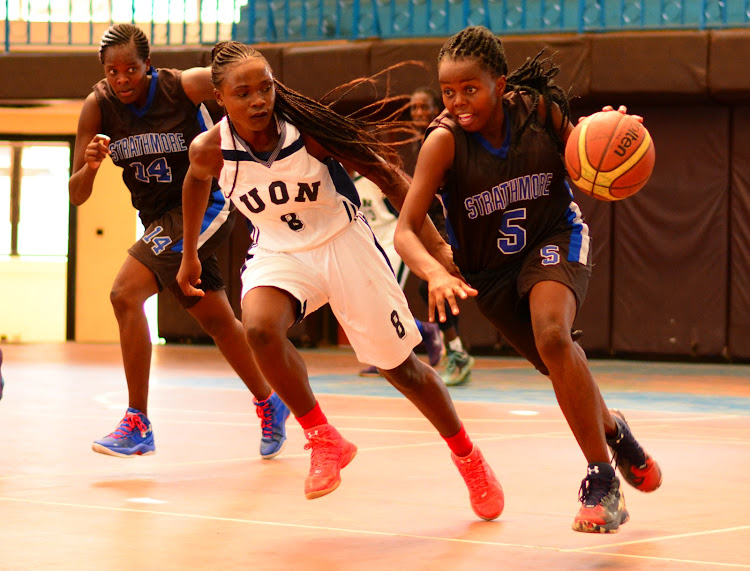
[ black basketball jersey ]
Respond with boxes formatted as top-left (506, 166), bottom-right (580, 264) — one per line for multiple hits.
top-left (94, 67), bottom-right (213, 226)
top-left (427, 91), bottom-right (588, 278)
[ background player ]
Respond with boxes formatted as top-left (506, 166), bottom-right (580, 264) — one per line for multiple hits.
top-left (69, 24), bottom-right (289, 459)
top-left (395, 26), bottom-right (662, 533)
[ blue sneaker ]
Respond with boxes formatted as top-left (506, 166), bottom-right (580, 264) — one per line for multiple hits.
top-left (254, 392), bottom-right (290, 459)
top-left (92, 408), bottom-right (155, 457)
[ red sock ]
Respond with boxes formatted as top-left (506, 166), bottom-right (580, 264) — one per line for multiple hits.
top-left (296, 402), bottom-right (328, 430)
top-left (443, 423), bottom-right (473, 457)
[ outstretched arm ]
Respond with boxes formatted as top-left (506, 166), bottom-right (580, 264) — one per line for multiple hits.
top-left (69, 93), bottom-right (109, 206)
top-left (177, 125), bottom-right (224, 297)
top-left (395, 127), bottom-right (478, 322)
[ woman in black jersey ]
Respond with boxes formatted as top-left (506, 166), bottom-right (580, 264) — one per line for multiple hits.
top-left (395, 26), bottom-right (662, 533)
top-left (69, 24), bottom-right (289, 460)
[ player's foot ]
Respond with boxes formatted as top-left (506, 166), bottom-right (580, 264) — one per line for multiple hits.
top-left (254, 392), bottom-right (290, 459)
top-left (92, 408), bottom-right (155, 457)
top-left (421, 321), bottom-right (444, 367)
top-left (303, 423), bottom-right (357, 499)
top-left (451, 445), bottom-right (504, 520)
top-left (358, 365), bottom-right (381, 377)
top-left (441, 350), bottom-right (475, 386)
top-left (607, 409), bottom-right (662, 492)
top-left (572, 463), bottom-right (629, 533)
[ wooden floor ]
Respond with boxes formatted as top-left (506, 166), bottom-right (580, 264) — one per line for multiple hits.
top-left (1, 342), bottom-right (749, 570)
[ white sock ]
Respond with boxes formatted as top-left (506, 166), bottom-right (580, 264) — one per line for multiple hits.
top-left (448, 337), bottom-right (464, 353)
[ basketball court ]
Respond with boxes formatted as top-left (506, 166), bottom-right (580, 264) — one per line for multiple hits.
top-left (1, 342), bottom-right (749, 570)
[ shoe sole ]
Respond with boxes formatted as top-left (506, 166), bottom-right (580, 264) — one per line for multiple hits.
top-left (305, 443), bottom-right (358, 500)
top-left (572, 509), bottom-right (630, 533)
top-left (92, 442), bottom-right (156, 458)
top-left (260, 437), bottom-right (287, 460)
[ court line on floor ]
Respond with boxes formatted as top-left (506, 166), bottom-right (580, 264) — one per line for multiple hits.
top-left (1, 496), bottom-right (746, 568)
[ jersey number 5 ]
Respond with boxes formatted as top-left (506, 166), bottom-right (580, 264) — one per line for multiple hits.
top-left (497, 207), bottom-right (527, 254)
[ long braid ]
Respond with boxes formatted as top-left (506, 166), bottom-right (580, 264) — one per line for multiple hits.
top-left (211, 41), bottom-right (413, 169)
top-left (438, 26), bottom-right (572, 151)
top-left (99, 23), bottom-right (150, 64)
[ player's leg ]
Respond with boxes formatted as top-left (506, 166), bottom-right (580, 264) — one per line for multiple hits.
top-left (328, 220), bottom-right (503, 519)
top-left (240, 252), bottom-right (356, 498)
top-left (186, 283), bottom-right (289, 459)
top-left (92, 253), bottom-right (158, 457)
top-left (528, 280), bottom-right (630, 533)
top-left (379, 355), bottom-right (503, 520)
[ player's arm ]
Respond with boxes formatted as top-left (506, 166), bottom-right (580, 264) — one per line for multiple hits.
top-left (177, 125), bottom-right (223, 297)
top-left (69, 93), bottom-right (109, 206)
top-left (536, 95), bottom-right (574, 146)
top-left (180, 67), bottom-right (216, 105)
top-left (302, 134), bottom-right (454, 274)
top-left (395, 127), bottom-right (478, 322)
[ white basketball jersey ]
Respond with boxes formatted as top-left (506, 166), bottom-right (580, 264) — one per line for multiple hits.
top-left (218, 116), bottom-right (360, 252)
top-left (354, 173), bottom-right (398, 246)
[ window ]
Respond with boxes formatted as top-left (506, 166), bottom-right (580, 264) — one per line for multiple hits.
top-left (0, 141), bottom-right (71, 258)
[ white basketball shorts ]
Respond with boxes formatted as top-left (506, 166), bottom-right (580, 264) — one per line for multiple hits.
top-left (240, 215), bottom-right (420, 370)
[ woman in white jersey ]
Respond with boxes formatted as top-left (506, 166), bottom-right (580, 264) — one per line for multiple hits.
top-left (176, 41), bottom-right (503, 520)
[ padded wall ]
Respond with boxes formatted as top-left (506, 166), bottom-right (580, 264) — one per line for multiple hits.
top-left (611, 106), bottom-right (729, 357)
top-left (729, 106), bottom-right (750, 359)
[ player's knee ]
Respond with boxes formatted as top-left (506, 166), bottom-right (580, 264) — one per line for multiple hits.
top-left (534, 323), bottom-right (573, 361)
top-left (243, 321), bottom-right (281, 350)
top-left (109, 286), bottom-right (138, 316)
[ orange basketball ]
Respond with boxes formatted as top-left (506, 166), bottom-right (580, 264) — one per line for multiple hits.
top-left (565, 110), bottom-right (655, 201)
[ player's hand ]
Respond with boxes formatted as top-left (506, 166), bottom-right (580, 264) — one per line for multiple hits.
top-left (578, 105), bottom-right (643, 124)
top-left (601, 105), bottom-right (643, 123)
top-left (427, 270), bottom-right (478, 323)
top-left (86, 134), bottom-right (111, 170)
top-left (177, 254), bottom-right (205, 298)
top-left (432, 241), bottom-right (462, 280)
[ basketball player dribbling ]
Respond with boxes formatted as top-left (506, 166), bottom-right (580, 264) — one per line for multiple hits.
top-left (69, 24), bottom-right (289, 460)
top-left (176, 40), bottom-right (504, 520)
top-left (395, 26), bottom-right (662, 533)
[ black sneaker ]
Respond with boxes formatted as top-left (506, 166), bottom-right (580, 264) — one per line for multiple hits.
top-left (607, 410), bottom-right (662, 492)
top-left (572, 463), bottom-right (629, 533)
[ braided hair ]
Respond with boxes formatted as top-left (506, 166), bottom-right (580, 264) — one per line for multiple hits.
top-left (438, 25), bottom-right (572, 150)
top-left (98, 23), bottom-right (150, 64)
top-left (210, 41), bottom-right (412, 169)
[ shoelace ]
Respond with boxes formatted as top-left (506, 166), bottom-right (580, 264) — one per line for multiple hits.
top-left (304, 435), bottom-right (340, 469)
top-left (578, 475), bottom-right (611, 507)
top-left (612, 421), bottom-right (647, 468)
top-left (108, 414), bottom-right (147, 439)
top-left (460, 456), bottom-right (489, 493)
top-left (255, 400), bottom-right (275, 439)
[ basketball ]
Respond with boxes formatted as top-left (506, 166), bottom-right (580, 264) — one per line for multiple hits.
top-left (565, 110), bottom-right (655, 201)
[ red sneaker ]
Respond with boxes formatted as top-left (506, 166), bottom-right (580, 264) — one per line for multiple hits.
top-left (572, 466), bottom-right (630, 533)
top-left (607, 410), bottom-right (663, 492)
top-left (451, 446), bottom-right (504, 520)
top-left (304, 424), bottom-right (357, 499)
